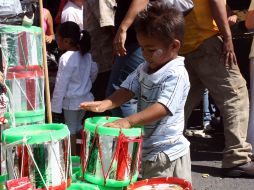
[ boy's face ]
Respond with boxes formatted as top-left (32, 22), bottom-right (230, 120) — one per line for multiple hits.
top-left (137, 32), bottom-right (180, 73)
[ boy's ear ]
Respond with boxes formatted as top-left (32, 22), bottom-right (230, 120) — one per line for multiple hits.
top-left (172, 39), bottom-right (181, 50)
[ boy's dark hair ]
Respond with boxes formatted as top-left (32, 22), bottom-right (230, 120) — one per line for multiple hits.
top-left (57, 21), bottom-right (91, 55)
top-left (134, 1), bottom-right (185, 45)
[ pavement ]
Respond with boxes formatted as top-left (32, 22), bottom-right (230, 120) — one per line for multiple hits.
top-left (187, 128), bottom-right (254, 190)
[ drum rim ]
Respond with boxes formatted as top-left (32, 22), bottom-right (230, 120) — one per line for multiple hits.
top-left (0, 24), bottom-right (42, 34)
top-left (127, 177), bottom-right (192, 190)
top-left (84, 171), bottom-right (139, 187)
top-left (2, 123), bottom-right (69, 144)
top-left (4, 109), bottom-right (45, 125)
top-left (69, 181), bottom-right (125, 190)
top-left (68, 182), bottom-right (100, 190)
top-left (0, 174), bottom-right (8, 183)
top-left (84, 116), bottom-right (142, 137)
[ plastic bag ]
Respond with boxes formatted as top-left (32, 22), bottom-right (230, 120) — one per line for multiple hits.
top-left (0, 0), bottom-right (22, 16)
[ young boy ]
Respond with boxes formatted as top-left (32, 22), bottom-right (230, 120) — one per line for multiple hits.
top-left (80, 2), bottom-right (191, 181)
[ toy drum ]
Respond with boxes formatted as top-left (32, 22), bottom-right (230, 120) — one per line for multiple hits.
top-left (127, 177), bottom-right (192, 190)
top-left (81, 117), bottom-right (143, 187)
top-left (5, 65), bottom-right (45, 127)
top-left (2, 123), bottom-right (72, 189)
top-left (0, 25), bottom-right (44, 127)
top-left (0, 25), bottom-right (43, 68)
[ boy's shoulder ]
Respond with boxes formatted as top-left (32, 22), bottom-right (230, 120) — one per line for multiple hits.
top-left (161, 56), bottom-right (186, 76)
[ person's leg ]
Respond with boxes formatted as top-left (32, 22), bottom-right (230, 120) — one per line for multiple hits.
top-left (141, 152), bottom-right (174, 179)
top-left (192, 36), bottom-right (251, 168)
top-left (64, 109), bottom-right (85, 155)
top-left (184, 54), bottom-right (205, 129)
top-left (173, 151), bottom-right (192, 183)
top-left (203, 88), bottom-right (212, 128)
top-left (248, 57), bottom-right (254, 154)
top-left (106, 42), bottom-right (145, 117)
top-left (141, 152), bottom-right (192, 183)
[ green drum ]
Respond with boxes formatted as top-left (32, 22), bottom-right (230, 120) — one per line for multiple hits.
top-left (0, 174), bottom-right (7, 190)
top-left (1, 25), bottom-right (44, 127)
top-left (71, 156), bottom-right (81, 174)
top-left (2, 123), bottom-right (72, 189)
top-left (68, 182), bottom-right (124, 190)
top-left (70, 172), bottom-right (123, 190)
top-left (82, 117), bottom-right (143, 187)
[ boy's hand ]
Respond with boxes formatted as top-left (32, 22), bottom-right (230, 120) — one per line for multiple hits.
top-left (79, 101), bottom-right (107, 112)
top-left (104, 118), bottom-right (132, 129)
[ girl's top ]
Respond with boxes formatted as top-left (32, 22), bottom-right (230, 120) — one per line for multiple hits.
top-left (51, 51), bottom-right (98, 113)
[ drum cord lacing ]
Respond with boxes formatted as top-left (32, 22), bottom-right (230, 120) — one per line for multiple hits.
top-left (49, 132), bottom-right (66, 182)
top-left (3, 134), bottom-right (71, 190)
top-left (81, 125), bottom-right (143, 185)
top-left (23, 136), bottom-right (49, 190)
top-left (3, 135), bottom-right (49, 190)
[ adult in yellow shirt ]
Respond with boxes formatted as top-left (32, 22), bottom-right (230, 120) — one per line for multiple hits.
top-left (181, 0), bottom-right (254, 177)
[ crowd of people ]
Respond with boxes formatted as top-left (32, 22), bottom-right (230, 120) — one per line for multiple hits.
top-left (44, 0), bottom-right (254, 182)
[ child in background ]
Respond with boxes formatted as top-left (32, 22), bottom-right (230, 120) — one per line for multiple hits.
top-left (80, 2), bottom-right (191, 181)
top-left (51, 21), bottom-right (98, 155)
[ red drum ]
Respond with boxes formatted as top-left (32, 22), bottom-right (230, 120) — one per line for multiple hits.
top-left (127, 177), bottom-right (192, 190)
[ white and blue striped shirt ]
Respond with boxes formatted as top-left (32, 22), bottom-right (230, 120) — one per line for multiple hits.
top-left (121, 56), bottom-right (190, 161)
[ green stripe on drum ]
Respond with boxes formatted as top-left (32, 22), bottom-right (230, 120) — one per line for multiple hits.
top-left (84, 117), bottom-right (142, 137)
top-left (2, 123), bottom-right (69, 144)
top-left (68, 182), bottom-right (124, 190)
top-left (4, 109), bottom-right (45, 126)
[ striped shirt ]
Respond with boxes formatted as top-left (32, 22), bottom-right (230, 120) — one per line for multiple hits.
top-left (121, 56), bottom-right (190, 161)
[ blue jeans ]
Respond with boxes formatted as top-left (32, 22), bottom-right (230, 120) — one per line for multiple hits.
top-left (106, 43), bottom-right (145, 117)
top-left (64, 109), bottom-right (85, 135)
top-left (203, 89), bottom-right (216, 126)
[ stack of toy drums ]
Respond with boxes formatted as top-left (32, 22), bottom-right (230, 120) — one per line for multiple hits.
top-left (2, 123), bottom-right (72, 189)
top-left (0, 25), bottom-right (45, 127)
top-left (69, 116), bottom-right (143, 190)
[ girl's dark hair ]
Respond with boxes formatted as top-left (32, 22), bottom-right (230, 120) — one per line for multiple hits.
top-left (79, 30), bottom-right (91, 55)
top-left (134, 1), bottom-right (185, 45)
top-left (57, 21), bottom-right (91, 55)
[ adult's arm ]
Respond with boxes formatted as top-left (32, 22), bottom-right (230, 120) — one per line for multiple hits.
top-left (209, 0), bottom-right (237, 67)
top-left (114, 0), bottom-right (149, 56)
top-left (45, 9), bottom-right (55, 43)
top-left (245, 0), bottom-right (254, 30)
